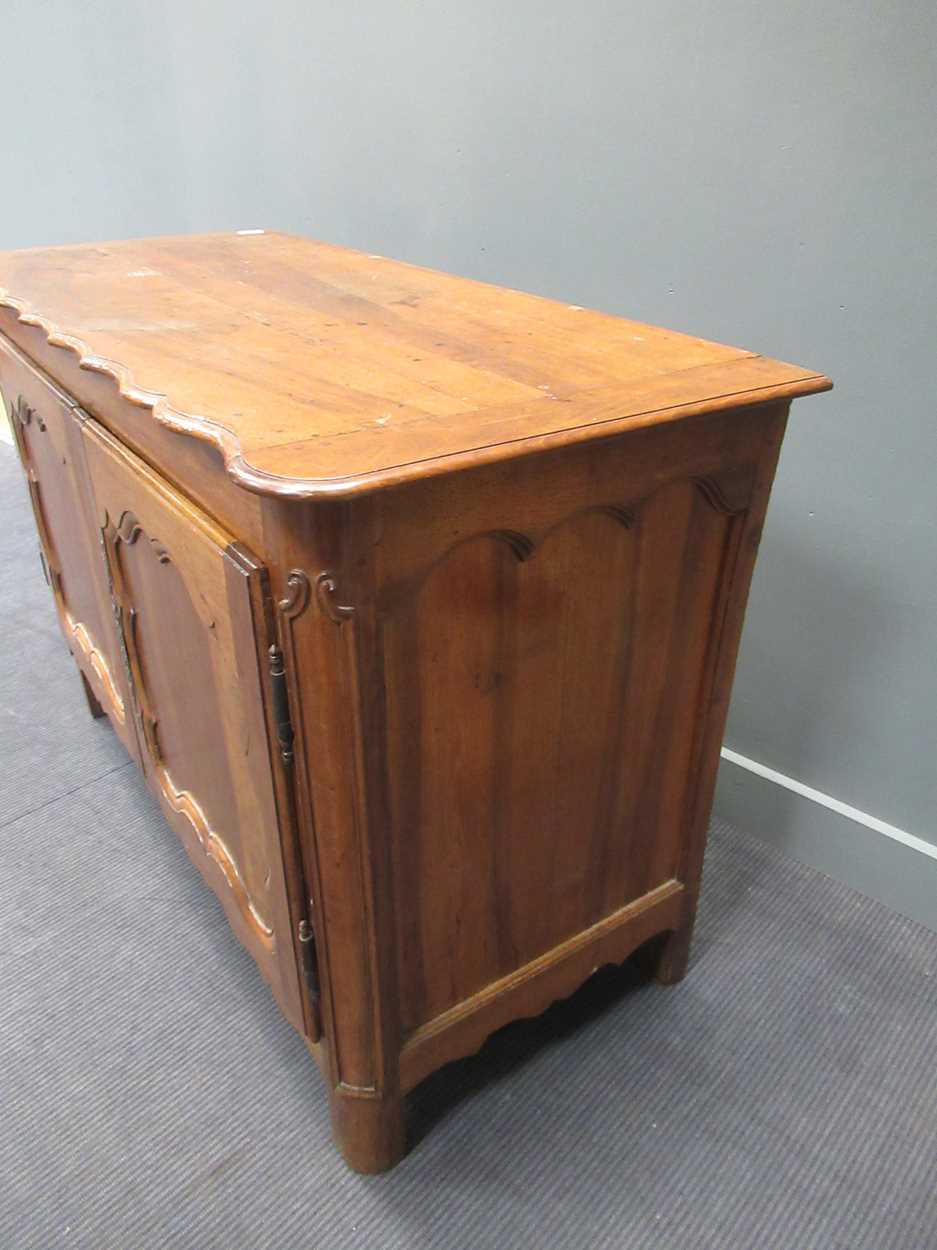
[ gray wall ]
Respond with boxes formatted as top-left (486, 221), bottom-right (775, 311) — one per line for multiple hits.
top-left (4, 2), bottom-right (935, 908)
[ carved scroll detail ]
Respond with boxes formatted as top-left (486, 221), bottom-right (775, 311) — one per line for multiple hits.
top-left (113, 511), bottom-right (174, 563)
top-left (102, 510), bottom-right (274, 949)
top-left (114, 511), bottom-right (143, 546)
top-left (278, 568), bottom-right (311, 620)
top-left (316, 571), bottom-right (355, 623)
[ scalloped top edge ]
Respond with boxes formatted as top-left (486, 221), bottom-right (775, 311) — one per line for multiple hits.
top-left (0, 288), bottom-right (311, 498)
top-left (0, 286), bottom-right (831, 502)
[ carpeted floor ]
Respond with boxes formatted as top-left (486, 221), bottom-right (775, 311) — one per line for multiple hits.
top-left (1, 439), bottom-right (935, 1250)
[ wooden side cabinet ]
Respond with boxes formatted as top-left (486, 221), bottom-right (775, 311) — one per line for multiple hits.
top-left (0, 233), bottom-right (831, 1171)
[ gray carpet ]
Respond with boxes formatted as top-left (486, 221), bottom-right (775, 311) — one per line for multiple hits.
top-left (1, 438), bottom-right (935, 1250)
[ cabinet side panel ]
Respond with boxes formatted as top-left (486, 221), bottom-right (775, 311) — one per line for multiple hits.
top-left (382, 478), bottom-right (735, 1033)
top-left (259, 404), bottom-right (787, 1091)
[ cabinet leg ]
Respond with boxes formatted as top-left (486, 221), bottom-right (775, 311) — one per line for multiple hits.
top-left (654, 923), bottom-right (693, 986)
top-left (79, 670), bottom-right (106, 719)
top-left (329, 1085), bottom-right (406, 1174)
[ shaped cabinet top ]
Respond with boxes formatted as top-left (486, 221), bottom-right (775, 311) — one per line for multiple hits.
top-left (0, 231), bottom-right (830, 499)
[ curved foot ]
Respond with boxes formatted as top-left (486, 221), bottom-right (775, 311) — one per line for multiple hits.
top-left (654, 926), bottom-right (692, 986)
top-left (329, 1085), bottom-right (406, 1174)
top-left (79, 670), bottom-right (106, 719)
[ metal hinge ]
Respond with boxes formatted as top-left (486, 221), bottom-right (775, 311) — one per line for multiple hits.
top-left (268, 643), bottom-right (320, 1028)
top-left (298, 917), bottom-right (321, 1004)
top-left (267, 643), bottom-right (294, 765)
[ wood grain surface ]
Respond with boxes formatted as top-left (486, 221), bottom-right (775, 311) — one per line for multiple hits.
top-left (0, 232), bottom-right (832, 1172)
top-left (0, 232), bottom-right (830, 496)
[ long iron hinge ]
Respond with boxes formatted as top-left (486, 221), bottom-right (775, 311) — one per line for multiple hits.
top-left (267, 643), bottom-right (294, 765)
top-left (298, 917), bottom-right (321, 1004)
top-left (268, 642), bottom-right (320, 1029)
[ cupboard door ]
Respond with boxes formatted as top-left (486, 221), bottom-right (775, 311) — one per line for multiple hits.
top-left (0, 341), bottom-right (135, 754)
top-left (80, 417), bottom-right (309, 1034)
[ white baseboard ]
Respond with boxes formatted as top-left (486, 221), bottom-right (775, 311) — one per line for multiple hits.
top-left (720, 748), bottom-right (937, 862)
top-left (715, 748), bottom-right (937, 932)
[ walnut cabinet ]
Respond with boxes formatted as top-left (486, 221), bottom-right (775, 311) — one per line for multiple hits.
top-left (0, 233), bottom-right (831, 1171)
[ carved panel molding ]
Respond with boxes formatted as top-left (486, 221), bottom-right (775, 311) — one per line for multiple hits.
top-left (692, 474), bottom-right (750, 515)
top-left (101, 508), bottom-right (275, 949)
top-left (9, 393), bottom-right (126, 722)
top-left (388, 479), bottom-right (744, 610)
top-left (67, 617), bottom-right (126, 723)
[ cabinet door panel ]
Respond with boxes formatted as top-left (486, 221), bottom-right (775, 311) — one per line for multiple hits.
top-left (0, 340), bottom-right (134, 752)
top-left (81, 417), bottom-right (307, 1032)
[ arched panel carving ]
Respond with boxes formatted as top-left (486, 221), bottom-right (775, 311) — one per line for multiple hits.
top-left (101, 509), bottom-right (275, 948)
top-left (381, 480), bottom-right (739, 1033)
top-left (9, 394), bottom-right (126, 723)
